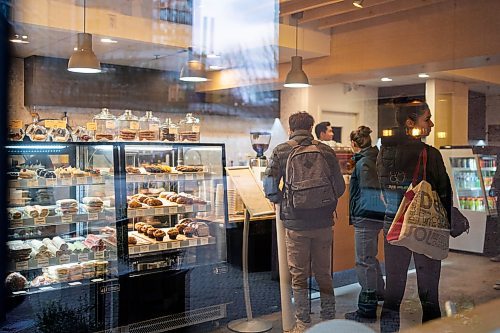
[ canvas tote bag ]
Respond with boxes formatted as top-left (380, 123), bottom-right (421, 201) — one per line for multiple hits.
top-left (386, 148), bottom-right (450, 260)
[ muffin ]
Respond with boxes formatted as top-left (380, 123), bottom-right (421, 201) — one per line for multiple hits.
top-left (183, 226), bottom-right (194, 237)
top-left (146, 227), bottom-right (157, 238)
top-left (139, 224), bottom-right (152, 234)
top-left (175, 223), bottom-right (187, 235)
top-left (128, 236), bottom-right (137, 245)
top-left (134, 222), bottom-right (146, 231)
top-left (167, 228), bottom-right (179, 240)
top-left (153, 230), bottom-right (166, 241)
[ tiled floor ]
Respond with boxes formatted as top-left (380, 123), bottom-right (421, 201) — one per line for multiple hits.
top-left (215, 251), bottom-right (500, 332)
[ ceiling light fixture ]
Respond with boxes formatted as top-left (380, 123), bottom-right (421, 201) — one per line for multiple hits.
top-left (353, 0), bottom-right (364, 8)
top-left (179, 47), bottom-right (208, 82)
top-left (381, 77), bottom-right (392, 82)
top-left (10, 34), bottom-right (29, 44)
top-left (418, 73), bottom-right (430, 78)
top-left (68, 0), bottom-right (101, 73)
top-left (284, 12), bottom-right (310, 88)
top-left (100, 38), bottom-right (118, 44)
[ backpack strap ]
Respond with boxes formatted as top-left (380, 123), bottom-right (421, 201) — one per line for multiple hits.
top-left (287, 139), bottom-right (299, 147)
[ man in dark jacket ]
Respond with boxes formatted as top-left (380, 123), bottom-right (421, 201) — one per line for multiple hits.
top-left (263, 112), bottom-right (345, 333)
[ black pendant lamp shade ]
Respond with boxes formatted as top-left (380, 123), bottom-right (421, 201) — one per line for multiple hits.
top-left (284, 12), bottom-right (310, 88)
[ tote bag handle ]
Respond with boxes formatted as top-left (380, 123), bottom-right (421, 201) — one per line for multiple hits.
top-left (412, 148), bottom-right (428, 187)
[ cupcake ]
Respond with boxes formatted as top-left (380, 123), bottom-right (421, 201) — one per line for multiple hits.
top-left (153, 229), bottom-right (166, 241)
top-left (183, 226), bottom-right (194, 237)
top-left (167, 228), bottom-right (179, 240)
top-left (146, 227), bottom-right (157, 238)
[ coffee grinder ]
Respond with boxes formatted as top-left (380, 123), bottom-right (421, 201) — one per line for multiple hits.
top-left (249, 131), bottom-right (271, 183)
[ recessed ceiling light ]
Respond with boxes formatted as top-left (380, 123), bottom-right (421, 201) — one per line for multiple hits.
top-left (418, 73), bottom-right (430, 78)
top-left (208, 65), bottom-right (224, 70)
top-left (381, 77), bottom-right (392, 82)
top-left (10, 34), bottom-right (29, 44)
top-left (101, 38), bottom-right (118, 44)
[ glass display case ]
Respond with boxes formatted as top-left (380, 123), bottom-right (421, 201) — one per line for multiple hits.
top-left (4, 141), bottom-right (229, 331)
top-left (441, 147), bottom-right (498, 255)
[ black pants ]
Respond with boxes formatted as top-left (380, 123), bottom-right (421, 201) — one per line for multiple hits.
top-left (380, 238), bottom-right (442, 332)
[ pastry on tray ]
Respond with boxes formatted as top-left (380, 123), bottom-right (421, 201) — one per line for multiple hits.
top-left (128, 200), bottom-right (142, 209)
top-left (146, 227), bottom-right (157, 238)
top-left (128, 236), bottom-right (137, 245)
top-left (145, 198), bottom-right (162, 207)
top-left (167, 228), bottom-right (179, 240)
top-left (153, 229), bottom-right (166, 241)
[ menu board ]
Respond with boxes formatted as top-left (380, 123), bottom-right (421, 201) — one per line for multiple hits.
top-left (225, 166), bottom-right (274, 218)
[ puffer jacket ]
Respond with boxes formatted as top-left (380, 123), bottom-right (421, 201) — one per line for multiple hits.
top-left (349, 146), bottom-right (385, 228)
top-left (263, 130), bottom-right (346, 231)
top-left (376, 129), bottom-right (452, 232)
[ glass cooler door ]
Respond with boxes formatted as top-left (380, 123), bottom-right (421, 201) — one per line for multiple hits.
top-left (478, 154), bottom-right (498, 215)
top-left (449, 156), bottom-right (488, 213)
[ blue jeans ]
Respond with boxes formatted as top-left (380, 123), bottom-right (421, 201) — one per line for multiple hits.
top-left (354, 226), bottom-right (385, 316)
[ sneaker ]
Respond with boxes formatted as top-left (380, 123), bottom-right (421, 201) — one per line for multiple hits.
top-left (490, 255), bottom-right (500, 262)
top-left (377, 295), bottom-right (385, 303)
top-left (345, 310), bottom-right (377, 323)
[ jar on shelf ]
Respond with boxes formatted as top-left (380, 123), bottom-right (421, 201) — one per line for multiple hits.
top-left (8, 120), bottom-right (25, 141)
top-left (138, 111), bottom-right (160, 141)
top-left (26, 113), bottom-right (48, 142)
top-left (117, 110), bottom-right (139, 141)
top-left (160, 118), bottom-right (179, 142)
top-left (179, 113), bottom-right (200, 142)
top-left (93, 108), bottom-right (116, 141)
top-left (49, 126), bottom-right (70, 142)
top-left (72, 126), bottom-right (92, 142)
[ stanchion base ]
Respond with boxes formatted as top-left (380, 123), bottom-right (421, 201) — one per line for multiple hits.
top-left (227, 318), bottom-right (273, 333)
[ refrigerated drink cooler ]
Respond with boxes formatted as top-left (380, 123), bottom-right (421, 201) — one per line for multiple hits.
top-left (440, 146), bottom-right (498, 255)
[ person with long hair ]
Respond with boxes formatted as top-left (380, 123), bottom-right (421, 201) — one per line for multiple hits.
top-left (376, 98), bottom-right (452, 332)
top-left (345, 126), bottom-right (385, 323)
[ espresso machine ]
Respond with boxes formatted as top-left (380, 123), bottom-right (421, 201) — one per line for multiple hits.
top-left (249, 131), bottom-right (271, 183)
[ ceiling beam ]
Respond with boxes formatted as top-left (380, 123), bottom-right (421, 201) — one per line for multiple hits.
top-left (280, 0), bottom-right (344, 17)
top-left (300, 0), bottom-right (396, 24)
top-left (316, 0), bottom-right (449, 30)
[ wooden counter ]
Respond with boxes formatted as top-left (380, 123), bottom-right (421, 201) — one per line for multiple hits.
top-left (332, 184), bottom-right (385, 272)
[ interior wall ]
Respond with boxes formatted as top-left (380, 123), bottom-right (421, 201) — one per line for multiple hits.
top-left (7, 57), bottom-right (281, 166)
top-left (486, 94), bottom-right (500, 143)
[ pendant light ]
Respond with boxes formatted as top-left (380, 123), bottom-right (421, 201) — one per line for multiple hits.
top-left (68, 0), bottom-right (101, 73)
top-left (179, 47), bottom-right (208, 82)
top-left (284, 12), bottom-right (310, 88)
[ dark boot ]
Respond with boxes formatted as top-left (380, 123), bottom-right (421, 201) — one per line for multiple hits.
top-left (358, 289), bottom-right (378, 317)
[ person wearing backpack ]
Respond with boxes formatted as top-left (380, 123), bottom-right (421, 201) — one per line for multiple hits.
top-left (344, 126), bottom-right (386, 323)
top-left (263, 112), bottom-right (345, 333)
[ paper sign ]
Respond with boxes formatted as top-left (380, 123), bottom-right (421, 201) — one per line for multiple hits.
top-left (44, 120), bottom-right (57, 128)
top-left (184, 174), bottom-right (193, 180)
top-left (94, 251), bottom-right (105, 260)
top-left (16, 261), bottom-right (29, 270)
top-left (105, 120), bottom-right (115, 129)
top-left (170, 241), bottom-right (180, 249)
top-left (86, 122), bottom-right (97, 131)
top-left (88, 213), bottom-right (99, 221)
top-left (200, 238), bottom-right (208, 245)
top-left (34, 217), bottom-right (46, 225)
top-left (37, 258), bottom-right (49, 267)
top-left (10, 219), bottom-right (23, 228)
top-left (158, 243), bottom-right (168, 251)
top-left (188, 239), bottom-right (197, 247)
top-left (130, 122), bottom-right (139, 130)
top-left (78, 253), bottom-right (89, 262)
top-left (61, 215), bottom-right (73, 223)
top-left (62, 178), bottom-right (72, 186)
top-left (59, 255), bottom-right (70, 264)
top-left (45, 178), bottom-right (56, 186)
top-left (9, 120), bottom-right (23, 129)
top-left (140, 245), bottom-right (149, 253)
top-left (55, 120), bottom-right (67, 129)
top-left (155, 208), bottom-right (164, 216)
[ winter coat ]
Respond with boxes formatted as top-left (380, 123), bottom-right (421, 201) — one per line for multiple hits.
top-left (349, 146), bottom-right (385, 228)
top-left (263, 130), bottom-right (346, 230)
top-left (376, 129), bottom-right (452, 232)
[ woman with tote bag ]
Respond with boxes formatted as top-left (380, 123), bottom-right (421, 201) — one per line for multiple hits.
top-left (376, 98), bottom-right (452, 332)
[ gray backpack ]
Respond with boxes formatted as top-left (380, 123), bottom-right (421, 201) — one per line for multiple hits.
top-left (284, 140), bottom-right (338, 210)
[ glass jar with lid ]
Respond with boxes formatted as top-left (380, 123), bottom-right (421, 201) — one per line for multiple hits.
top-left (117, 110), bottom-right (139, 141)
top-left (26, 113), bottom-right (48, 142)
top-left (49, 125), bottom-right (70, 142)
top-left (179, 113), bottom-right (200, 142)
top-left (93, 108), bottom-right (116, 141)
top-left (160, 118), bottom-right (179, 142)
top-left (139, 111), bottom-right (160, 141)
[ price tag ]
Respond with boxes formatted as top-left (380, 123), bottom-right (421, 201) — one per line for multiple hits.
top-left (78, 253), bottom-right (89, 262)
top-left (130, 121), bottom-right (139, 130)
top-left (94, 251), bottom-right (105, 260)
top-left (188, 239), bottom-right (197, 247)
top-left (69, 282), bottom-right (82, 286)
top-left (10, 219), bottom-right (24, 228)
top-left (170, 241), bottom-right (180, 249)
top-left (136, 209), bottom-right (144, 217)
top-left (192, 125), bottom-right (200, 133)
top-left (15, 261), bottom-right (29, 270)
top-left (184, 205), bottom-right (193, 213)
top-left (155, 208), bottom-right (164, 216)
top-left (76, 177), bottom-right (86, 185)
top-left (9, 120), bottom-right (23, 129)
top-left (88, 213), bottom-right (99, 221)
top-left (200, 238), bottom-right (208, 245)
top-left (55, 120), bottom-right (67, 129)
top-left (45, 178), bottom-right (56, 186)
top-left (128, 210), bottom-right (136, 218)
top-left (158, 243), bottom-right (168, 251)
top-left (34, 217), bottom-right (46, 225)
top-left (196, 172), bottom-right (205, 180)
top-left (198, 204), bottom-right (207, 211)
top-left (105, 120), bottom-right (115, 129)
top-left (184, 174), bottom-right (193, 180)
top-left (94, 176), bottom-right (104, 183)
top-left (155, 174), bottom-right (164, 181)
top-left (28, 180), bottom-right (38, 188)
top-left (40, 286), bottom-right (55, 291)
top-left (59, 255), bottom-right (70, 264)
top-left (86, 122), bottom-right (97, 131)
top-left (37, 258), bottom-right (49, 268)
top-left (177, 206), bottom-right (185, 213)
top-left (169, 174), bottom-right (178, 181)
top-left (140, 245), bottom-right (149, 253)
top-left (62, 178), bottom-right (72, 186)
top-left (168, 206), bottom-right (177, 214)
top-left (61, 215), bottom-right (73, 223)
top-left (44, 120), bottom-right (57, 128)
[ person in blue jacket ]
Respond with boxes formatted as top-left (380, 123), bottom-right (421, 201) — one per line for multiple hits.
top-left (345, 126), bottom-right (386, 323)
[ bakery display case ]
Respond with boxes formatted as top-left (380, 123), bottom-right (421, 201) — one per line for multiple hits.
top-left (5, 142), bottom-right (120, 296)
top-left (4, 141), bottom-right (229, 331)
top-left (440, 146), bottom-right (498, 255)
